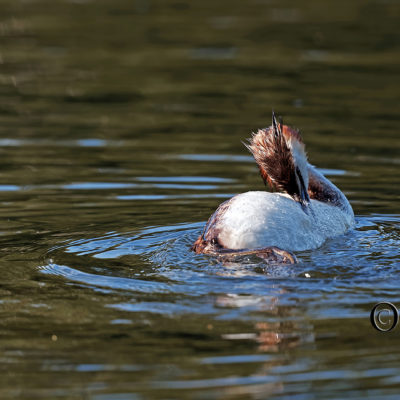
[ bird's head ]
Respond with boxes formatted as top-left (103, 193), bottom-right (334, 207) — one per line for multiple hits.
top-left (245, 111), bottom-right (310, 207)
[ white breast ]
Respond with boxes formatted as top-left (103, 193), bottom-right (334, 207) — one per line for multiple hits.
top-left (216, 191), bottom-right (355, 251)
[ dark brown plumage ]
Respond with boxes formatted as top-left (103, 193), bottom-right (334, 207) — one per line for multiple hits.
top-left (192, 111), bottom-right (349, 263)
top-left (307, 165), bottom-right (346, 209)
top-left (245, 113), bottom-right (307, 204)
top-left (191, 198), bottom-right (233, 253)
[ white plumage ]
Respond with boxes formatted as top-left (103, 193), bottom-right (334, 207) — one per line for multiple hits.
top-left (216, 190), bottom-right (354, 252)
top-left (192, 113), bottom-right (355, 260)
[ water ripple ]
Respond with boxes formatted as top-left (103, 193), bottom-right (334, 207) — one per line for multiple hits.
top-left (39, 215), bottom-right (400, 321)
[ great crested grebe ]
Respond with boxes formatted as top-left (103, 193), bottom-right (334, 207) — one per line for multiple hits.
top-left (192, 112), bottom-right (355, 263)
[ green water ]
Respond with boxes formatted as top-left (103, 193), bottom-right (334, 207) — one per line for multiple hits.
top-left (0, 0), bottom-right (399, 399)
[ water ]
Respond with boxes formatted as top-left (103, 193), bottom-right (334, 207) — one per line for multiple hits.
top-left (0, 0), bottom-right (399, 398)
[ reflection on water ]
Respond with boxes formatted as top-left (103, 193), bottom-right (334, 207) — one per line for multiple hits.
top-left (37, 212), bottom-right (400, 397)
top-left (0, 0), bottom-right (399, 398)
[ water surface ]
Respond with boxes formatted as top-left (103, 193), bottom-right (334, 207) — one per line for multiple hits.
top-left (0, 0), bottom-right (399, 399)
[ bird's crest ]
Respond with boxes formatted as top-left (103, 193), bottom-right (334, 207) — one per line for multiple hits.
top-left (244, 111), bottom-right (310, 207)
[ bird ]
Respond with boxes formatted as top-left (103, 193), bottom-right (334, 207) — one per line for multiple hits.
top-left (192, 111), bottom-right (355, 264)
